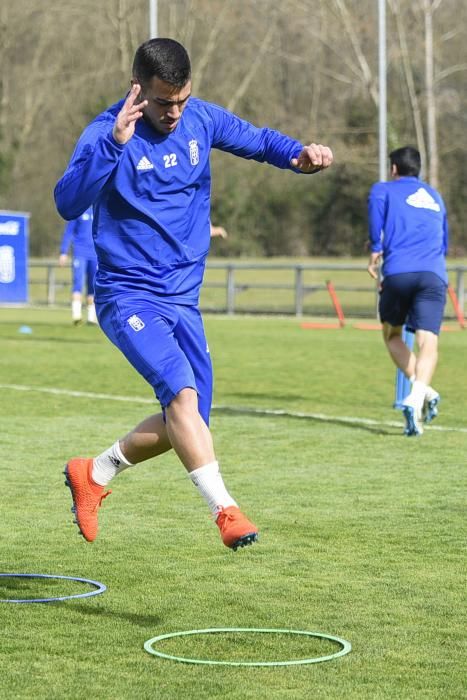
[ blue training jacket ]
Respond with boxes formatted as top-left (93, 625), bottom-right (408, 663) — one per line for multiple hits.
top-left (54, 97), bottom-right (305, 305)
top-left (368, 176), bottom-right (448, 284)
top-left (59, 207), bottom-right (97, 260)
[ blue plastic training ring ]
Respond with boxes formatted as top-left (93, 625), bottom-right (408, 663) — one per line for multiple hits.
top-left (144, 627), bottom-right (352, 666)
top-left (0, 573), bottom-right (106, 603)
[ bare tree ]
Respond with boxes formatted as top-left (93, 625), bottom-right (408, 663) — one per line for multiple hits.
top-left (227, 15), bottom-right (277, 113)
top-left (420, 0), bottom-right (443, 187)
top-left (333, 0), bottom-right (379, 106)
top-left (389, 0), bottom-right (427, 170)
top-left (0, 0), bottom-right (465, 255)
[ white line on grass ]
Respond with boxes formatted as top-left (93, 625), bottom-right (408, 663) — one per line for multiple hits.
top-left (2, 382), bottom-right (467, 434)
top-left (1, 382), bottom-right (155, 404)
top-left (213, 404), bottom-right (467, 433)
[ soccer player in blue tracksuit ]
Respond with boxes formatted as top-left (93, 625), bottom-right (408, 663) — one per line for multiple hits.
top-left (55, 38), bottom-right (333, 549)
top-left (59, 207), bottom-right (98, 325)
top-left (367, 146), bottom-right (448, 437)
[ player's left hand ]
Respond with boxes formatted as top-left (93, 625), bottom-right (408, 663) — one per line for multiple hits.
top-left (290, 144), bottom-right (333, 173)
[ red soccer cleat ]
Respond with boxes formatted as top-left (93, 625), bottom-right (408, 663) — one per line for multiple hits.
top-left (64, 458), bottom-right (111, 542)
top-left (216, 506), bottom-right (258, 551)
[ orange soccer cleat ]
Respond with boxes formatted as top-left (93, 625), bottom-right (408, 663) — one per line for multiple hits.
top-left (64, 458), bottom-right (111, 542)
top-left (216, 506), bottom-right (258, 551)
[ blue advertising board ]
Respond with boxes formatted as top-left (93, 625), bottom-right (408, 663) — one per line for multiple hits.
top-left (0, 210), bottom-right (30, 304)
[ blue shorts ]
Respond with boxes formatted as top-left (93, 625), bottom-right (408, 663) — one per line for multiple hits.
top-left (379, 272), bottom-right (446, 335)
top-left (96, 295), bottom-right (213, 424)
top-left (72, 257), bottom-right (97, 295)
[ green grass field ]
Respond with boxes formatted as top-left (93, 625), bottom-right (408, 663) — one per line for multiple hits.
top-left (1, 307), bottom-right (466, 699)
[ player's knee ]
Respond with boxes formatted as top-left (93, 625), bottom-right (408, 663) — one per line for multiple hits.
top-left (383, 323), bottom-right (402, 344)
top-left (416, 329), bottom-right (438, 352)
top-left (168, 387), bottom-right (198, 413)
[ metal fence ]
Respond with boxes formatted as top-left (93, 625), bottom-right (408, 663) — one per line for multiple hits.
top-left (27, 260), bottom-right (467, 320)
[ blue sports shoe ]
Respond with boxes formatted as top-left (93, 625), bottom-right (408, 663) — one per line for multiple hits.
top-left (423, 394), bottom-right (440, 424)
top-left (403, 405), bottom-right (423, 436)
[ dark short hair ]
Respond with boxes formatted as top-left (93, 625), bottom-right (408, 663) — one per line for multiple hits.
top-left (389, 146), bottom-right (421, 177)
top-left (132, 38), bottom-right (191, 87)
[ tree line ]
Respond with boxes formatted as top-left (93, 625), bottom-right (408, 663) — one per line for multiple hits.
top-left (0, 0), bottom-right (465, 257)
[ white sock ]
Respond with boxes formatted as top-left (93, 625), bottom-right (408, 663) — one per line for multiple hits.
top-left (87, 303), bottom-right (97, 324)
top-left (425, 385), bottom-right (439, 401)
top-left (189, 461), bottom-right (237, 516)
top-left (92, 441), bottom-right (133, 486)
top-left (72, 300), bottom-right (82, 321)
top-left (409, 375), bottom-right (438, 401)
top-left (404, 380), bottom-right (427, 410)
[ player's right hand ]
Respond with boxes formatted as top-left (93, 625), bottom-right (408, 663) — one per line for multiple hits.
top-left (210, 225), bottom-right (228, 239)
top-left (367, 252), bottom-right (382, 280)
top-left (112, 83), bottom-right (148, 145)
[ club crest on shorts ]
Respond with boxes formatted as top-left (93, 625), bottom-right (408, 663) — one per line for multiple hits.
top-left (128, 314), bottom-right (145, 332)
top-left (189, 139), bottom-right (199, 166)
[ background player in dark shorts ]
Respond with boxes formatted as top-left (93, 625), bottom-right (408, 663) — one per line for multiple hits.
top-left (367, 146), bottom-right (448, 436)
top-left (59, 207), bottom-right (98, 325)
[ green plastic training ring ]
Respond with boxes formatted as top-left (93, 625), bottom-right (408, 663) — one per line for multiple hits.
top-left (144, 627), bottom-right (351, 666)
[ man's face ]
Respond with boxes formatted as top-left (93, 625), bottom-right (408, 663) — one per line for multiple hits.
top-left (133, 76), bottom-right (191, 135)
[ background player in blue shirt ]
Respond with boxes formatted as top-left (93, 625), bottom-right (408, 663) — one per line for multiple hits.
top-left (367, 146), bottom-right (448, 437)
top-left (59, 207), bottom-right (98, 325)
top-left (55, 38), bottom-right (333, 550)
